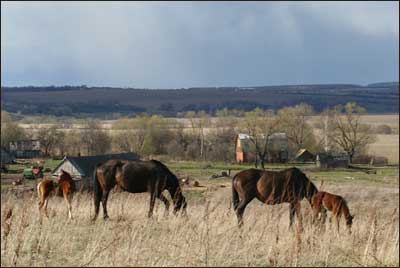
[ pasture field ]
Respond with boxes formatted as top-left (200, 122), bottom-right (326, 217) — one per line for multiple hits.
top-left (1, 162), bottom-right (399, 267)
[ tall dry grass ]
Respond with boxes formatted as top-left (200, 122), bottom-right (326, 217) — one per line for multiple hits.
top-left (1, 185), bottom-right (399, 267)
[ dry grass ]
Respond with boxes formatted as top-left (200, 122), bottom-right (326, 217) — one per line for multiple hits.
top-left (367, 135), bottom-right (399, 164)
top-left (1, 181), bottom-right (399, 267)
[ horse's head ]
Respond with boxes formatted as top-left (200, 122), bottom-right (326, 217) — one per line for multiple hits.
top-left (346, 214), bottom-right (354, 227)
top-left (166, 173), bottom-right (187, 215)
top-left (173, 192), bottom-right (187, 215)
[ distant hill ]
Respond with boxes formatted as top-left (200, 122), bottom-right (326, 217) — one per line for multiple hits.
top-left (1, 83), bottom-right (398, 117)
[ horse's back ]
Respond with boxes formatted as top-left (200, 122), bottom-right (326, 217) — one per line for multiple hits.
top-left (117, 160), bottom-right (172, 193)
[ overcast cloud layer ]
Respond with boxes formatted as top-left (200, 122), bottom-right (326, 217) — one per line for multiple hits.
top-left (1, 1), bottom-right (399, 88)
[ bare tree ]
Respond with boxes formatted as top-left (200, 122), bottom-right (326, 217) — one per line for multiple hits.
top-left (1, 111), bottom-right (27, 150)
top-left (36, 126), bottom-right (59, 156)
top-left (63, 130), bottom-right (82, 156)
top-left (240, 108), bottom-right (280, 169)
top-left (112, 115), bottom-right (174, 156)
top-left (328, 102), bottom-right (376, 163)
top-left (81, 121), bottom-right (111, 155)
top-left (277, 103), bottom-right (317, 155)
top-left (185, 111), bottom-right (211, 160)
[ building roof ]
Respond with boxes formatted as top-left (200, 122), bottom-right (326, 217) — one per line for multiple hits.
top-left (295, 148), bottom-right (314, 159)
top-left (238, 133), bottom-right (250, 140)
top-left (236, 133), bottom-right (288, 153)
top-left (237, 133), bottom-right (287, 140)
top-left (51, 152), bottom-right (139, 177)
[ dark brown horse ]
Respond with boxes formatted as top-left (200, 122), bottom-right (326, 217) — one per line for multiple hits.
top-left (92, 159), bottom-right (187, 221)
top-left (232, 167), bottom-right (318, 229)
top-left (312, 191), bottom-right (354, 234)
top-left (37, 169), bottom-right (76, 219)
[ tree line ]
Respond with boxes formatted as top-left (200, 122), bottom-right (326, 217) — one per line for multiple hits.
top-left (1, 102), bottom-right (385, 165)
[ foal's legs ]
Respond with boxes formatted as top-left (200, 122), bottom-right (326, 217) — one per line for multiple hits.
top-left (39, 191), bottom-right (50, 218)
top-left (63, 191), bottom-right (73, 220)
top-left (236, 195), bottom-right (255, 227)
top-left (44, 199), bottom-right (49, 218)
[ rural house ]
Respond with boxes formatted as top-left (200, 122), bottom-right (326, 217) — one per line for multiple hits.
top-left (51, 153), bottom-right (140, 190)
top-left (9, 139), bottom-right (41, 158)
top-left (235, 133), bottom-right (289, 163)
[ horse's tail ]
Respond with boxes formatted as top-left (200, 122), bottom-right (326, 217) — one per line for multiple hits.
top-left (93, 164), bottom-right (102, 218)
top-left (232, 174), bottom-right (240, 211)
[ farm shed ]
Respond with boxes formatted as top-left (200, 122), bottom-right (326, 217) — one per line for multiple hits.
top-left (316, 152), bottom-right (349, 169)
top-left (1, 148), bottom-right (15, 165)
top-left (51, 153), bottom-right (140, 190)
top-left (235, 133), bottom-right (289, 163)
top-left (9, 139), bottom-right (41, 158)
top-left (294, 149), bottom-right (315, 162)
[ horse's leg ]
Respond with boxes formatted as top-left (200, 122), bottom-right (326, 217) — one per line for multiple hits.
top-left (148, 192), bottom-right (156, 218)
top-left (294, 202), bottom-right (303, 232)
top-left (102, 190), bottom-right (111, 220)
top-left (335, 213), bottom-right (341, 235)
top-left (312, 205), bottom-right (321, 226)
top-left (44, 198), bottom-right (49, 218)
top-left (158, 193), bottom-right (170, 217)
top-left (236, 196), bottom-right (254, 227)
top-left (289, 202), bottom-right (296, 230)
top-left (93, 195), bottom-right (101, 222)
top-left (63, 191), bottom-right (73, 220)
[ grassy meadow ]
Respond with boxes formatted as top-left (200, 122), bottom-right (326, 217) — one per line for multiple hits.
top-left (1, 162), bottom-right (399, 267)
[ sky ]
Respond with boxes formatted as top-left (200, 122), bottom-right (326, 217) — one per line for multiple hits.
top-left (1, 1), bottom-right (399, 88)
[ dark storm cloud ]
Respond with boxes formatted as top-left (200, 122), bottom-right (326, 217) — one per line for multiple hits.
top-left (1, 1), bottom-right (398, 88)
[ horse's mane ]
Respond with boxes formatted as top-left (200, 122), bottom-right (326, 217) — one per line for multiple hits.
top-left (150, 159), bottom-right (180, 187)
top-left (60, 169), bottom-right (72, 179)
top-left (59, 169), bottom-right (73, 181)
top-left (290, 167), bottom-right (318, 201)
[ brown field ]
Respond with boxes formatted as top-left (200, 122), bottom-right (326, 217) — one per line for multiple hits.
top-left (1, 164), bottom-right (399, 267)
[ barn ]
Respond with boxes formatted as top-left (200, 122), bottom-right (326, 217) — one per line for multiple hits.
top-left (294, 149), bottom-right (315, 163)
top-left (235, 133), bottom-right (289, 163)
top-left (316, 152), bottom-right (349, 169)
top-left (9, 140), bottom-right (41, 158)
top-left (51, 153), bottom-right (139, 190)
top-left (1, 147), bottom-right (15, 165)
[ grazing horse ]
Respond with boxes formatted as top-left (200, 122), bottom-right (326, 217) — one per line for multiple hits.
top-left (312, 191), bottom-right (354, 234)
top-left (37, 169), bottom-right (76, 219)
top-left (232, 167), bottom-right (318, 229)
top-left (92, 159), bottom-right (187, 221)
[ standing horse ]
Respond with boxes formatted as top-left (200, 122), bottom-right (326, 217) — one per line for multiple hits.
top-left (311, 191), bottom-right (354, 234)
top-left (37, 169), bottom-right (76, 219)
top-left (92, 159), bottom-right (187, 221)
top-left (232, 167), bottom-right (318, 229)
